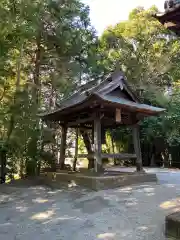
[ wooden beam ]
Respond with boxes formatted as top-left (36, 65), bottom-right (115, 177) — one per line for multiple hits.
top-left (77, 153), bottom-right (136, 159)
top-left (102, 114), bottom-right (135, 126)
top-left (164, 21), bottom-right (178, 28)
top-left (78, 153), bottom-right (94, 159)
top-left (68, 125), bottom-right (92, 129)
top-left (102, 153), bottom-right (136, 159)
top-left (132, 124), bottom-right (143, 172)
top-left (94, 112), bottom-right (102, 172)
top-left (67, 117), bottom-right (94, 127)
top-left (59, 124), bottom-right (67, 169)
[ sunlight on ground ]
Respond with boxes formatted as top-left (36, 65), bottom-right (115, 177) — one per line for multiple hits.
top-left (47, 190), bottom-right (63, 194)
top-left (43, 216), bottom-right (80, 225)
top-left (32, 198), bottom-right (49, 203)
top-left (146, 193), bottom-right (155, 196)
top-left (126, 201), bottom-right (137, 206)
top-left (143, 187), bottom-right (154, 193)
top-left (97, 232), bottom-right (116, 239)
top-left (116, 187), bottom-right (132, 193)
top-left (0, 223), bottom-right (12, 227)
top-left (68, 180), bottom-right (77, 188)
top-left (137, 226), bottom-right (148, 231)
top-left (16, 206), bottom-right (29, 212)
top-left (166, 184), bottom-right (175, 188)
top-left (160, 198), bottom-right (180, 209)
top-left (31, 210), bottom-right (54, 220)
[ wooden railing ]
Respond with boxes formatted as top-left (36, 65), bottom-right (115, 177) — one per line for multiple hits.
top-left (77, 153), bottom-right (136, 159)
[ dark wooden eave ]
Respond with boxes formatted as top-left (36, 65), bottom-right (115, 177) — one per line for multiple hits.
top-left (153, 6), bottom-right (180, 36)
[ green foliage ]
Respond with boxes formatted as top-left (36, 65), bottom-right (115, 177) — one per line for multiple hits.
top-left (1, 2), bottom-right (180, 177)
top-left (0, 0), bottom-right (97, 179)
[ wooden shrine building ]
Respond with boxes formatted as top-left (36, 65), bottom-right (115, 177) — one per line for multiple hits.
top-left (154, 4), bottom-right (180, 36)
top-left (40, 71), bottom-right (165, 172)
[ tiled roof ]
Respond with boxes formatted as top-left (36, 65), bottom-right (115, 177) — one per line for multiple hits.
top-left (39, 70), bottom-right (165, 120)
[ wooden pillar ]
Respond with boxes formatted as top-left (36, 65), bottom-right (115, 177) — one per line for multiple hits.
top-left (81, 129), bottom-right (94, 169)
top-left (94, 112), bottom-right (102, 172)
top-left (132, 124), bottom-right (143, 172)
top-left (59, 124), bottom-right (67, 169)
top-left (73, 128), bottom-right (78, 171)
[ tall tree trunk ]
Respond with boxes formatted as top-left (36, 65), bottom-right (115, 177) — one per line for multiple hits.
top-left (111, 132), bottom-right (117, 165)
top-left (80, 129), bottom-right (94, 169)
top-left (150, 145), bottom-right (156, 167)
top-left (73, 129), bottom-right (78, 171)
top-left (36, 120), bottom-right (44, 176)
top-left (34, 31), bottom-right (42, 105)
top-left (0, 148), bottom-right (7, 184)
top-left (26, 30), bottom-right (42, 176)
top-left (162, 148), bottom-right (169, 168)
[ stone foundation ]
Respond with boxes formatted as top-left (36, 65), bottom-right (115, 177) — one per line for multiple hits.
top-left (41, 171), bottom-right (157, 191)
top-left (166, 211), bottom-right (180, 239)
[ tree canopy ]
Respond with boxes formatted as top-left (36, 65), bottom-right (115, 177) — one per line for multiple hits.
top-left (1, 3), bottom-right (180, 181)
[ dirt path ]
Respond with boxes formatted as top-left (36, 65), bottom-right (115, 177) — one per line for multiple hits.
top-left (0, 182), bottom-right (178, 239)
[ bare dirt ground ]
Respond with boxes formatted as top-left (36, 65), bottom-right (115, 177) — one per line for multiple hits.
top-left (0, 175), bottom-right (179, 240)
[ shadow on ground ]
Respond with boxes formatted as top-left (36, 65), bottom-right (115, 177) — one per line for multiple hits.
top-left (0, 179), bottom-right (179, 239)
